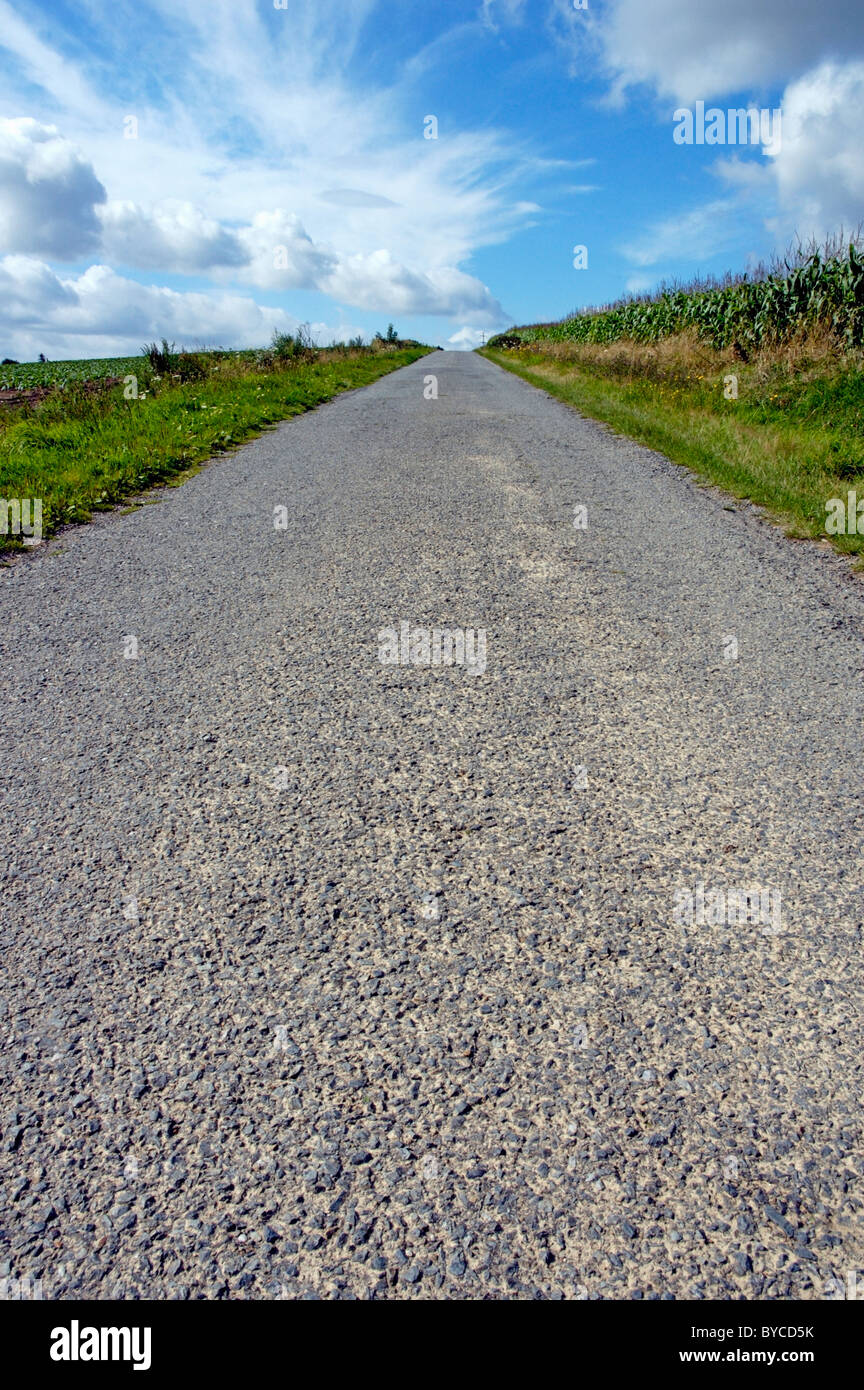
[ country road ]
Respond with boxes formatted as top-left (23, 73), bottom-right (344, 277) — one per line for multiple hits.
top-left (1, 348), bottom-right (863, 1301)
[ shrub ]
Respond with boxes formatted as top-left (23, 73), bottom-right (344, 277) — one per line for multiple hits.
top-left (271, 323), bottom-right (317, 363)
top-left (143, 339), bottom-right (177, 374)
top-left (174, 352), bottom-right (208, 382)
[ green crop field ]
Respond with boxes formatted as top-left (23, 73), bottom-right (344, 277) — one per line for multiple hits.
top-left (0, 356), bottom-right (145, 391)
top-left (489, 244), bottom-right (864, 356)
top-left (0, 350), bottom-right (275, 392)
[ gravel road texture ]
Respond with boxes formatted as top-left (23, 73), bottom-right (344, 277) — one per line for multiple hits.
top-left (1, 349), bottom-right (862, 1300)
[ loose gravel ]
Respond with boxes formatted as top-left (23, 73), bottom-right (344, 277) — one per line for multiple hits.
top-left (1, 349), bottom-right (862, 1300)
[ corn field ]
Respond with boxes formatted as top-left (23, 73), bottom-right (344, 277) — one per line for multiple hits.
top-left (489, 244), bottom-right (864, 355)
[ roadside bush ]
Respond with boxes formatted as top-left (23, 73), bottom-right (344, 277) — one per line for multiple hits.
top-left (271, 323), bottom-right (317, 364)
top-left (143, 339), bottom-right (177, 374)
top-left (173, 352), bottom-right (208, 382)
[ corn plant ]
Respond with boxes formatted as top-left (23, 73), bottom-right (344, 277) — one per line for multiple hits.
top-left (489, 242), bottom-right (864, 355)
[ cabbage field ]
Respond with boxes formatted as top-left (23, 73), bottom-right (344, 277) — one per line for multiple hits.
top-left (0, 350), bottom-right (270, 392)
top-left (0, 355), bottom-right (142, 391)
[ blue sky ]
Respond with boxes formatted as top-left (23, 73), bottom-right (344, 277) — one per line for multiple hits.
top-left (1, 0), bottom-right (863, 358)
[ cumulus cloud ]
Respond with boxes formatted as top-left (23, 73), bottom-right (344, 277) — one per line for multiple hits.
top-left (0, 253), bottom-right (78, 318)
top-left (0, 254), bottom-right (298, 358)
top-left (599, 0), bottom-right (864, 104)
top-left (0, 117), bottom-right (106, 258)
top-left (233, 211), bottom-right (336, 290)
top-left (97, 198), bottom-right (504, 322)
top-left (99, 199), bottom-right (247, 272)
top-left (765, 62), bottom-right (864, 242)
top-left (447, 325), bottom-right (488, 349)
top-left (0, 240), bottom-right (508, 360)
top-left (323, 250), bottom-right (506, 325)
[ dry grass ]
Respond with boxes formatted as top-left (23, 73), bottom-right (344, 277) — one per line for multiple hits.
top-left (482, 339), bottom-right (864, 561)
top-left (532, 327), bottom-right (858, 390)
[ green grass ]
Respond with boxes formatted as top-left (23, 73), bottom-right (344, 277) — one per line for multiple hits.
top-left (481, 345), bottom-right (864, 561)
top-left (0, 347), bottom-right (431, 551)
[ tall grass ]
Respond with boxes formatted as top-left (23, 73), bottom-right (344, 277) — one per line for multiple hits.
top-left (490, 236), bottom-right (864, 357)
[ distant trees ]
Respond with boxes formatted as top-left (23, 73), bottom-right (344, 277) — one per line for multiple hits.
top-left (374, 323), bottom-right (399, 343)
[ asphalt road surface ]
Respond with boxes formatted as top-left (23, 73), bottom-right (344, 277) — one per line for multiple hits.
top-left (1, 350), bottom-right (862, 1300)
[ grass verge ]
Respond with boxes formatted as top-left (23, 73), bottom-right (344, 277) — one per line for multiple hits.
top-left (0, 346), bottom-right (431, 552)
top-left (480, 336), bottom-right (864, 563)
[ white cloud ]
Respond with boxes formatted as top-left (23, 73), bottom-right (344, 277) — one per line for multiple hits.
top-left (447, 326), bottom-right (488, 349)
top-left (0, 254), bottom-right (78, 319)
top-left (0, 108), bottom-right (508, 331)
top-left (706, 60), bottom-right (864, 251)
top-left (233, 213), bottom-right (507, 320)
top-left (764, 62), bottom-right (864, 243)
top-left (0, 0), bottom-right (526, 342)
top-left (0, 254), bottom-right (298, 359)
top-left (598, 0), bottom-right (864, 105)
top-left (324, 251), bottom-right (506, 324)
top-left (232, 210), bottom-right (335, 290)
top-left (0, 117), bottom-right (106, 258)
top-left (318, 188), bottom-right (399, 209)
top-left (0, 0), bottom-right (112, 125)
top-left (0, 242), bottom-right (506, 362)
top-left (621, 199), bottom-right (740, 267)
top-left (96, 197), bottom-right (505, 322)
top-left (100, 200), bottom-right (247, 272)
top-left (480, 0), bottom-right (529, 31)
